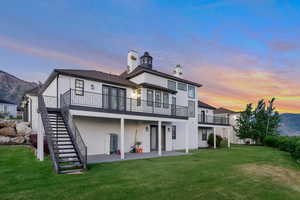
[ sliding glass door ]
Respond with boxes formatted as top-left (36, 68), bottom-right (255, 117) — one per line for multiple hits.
top-left (102, 85), bottom-right (126, 111)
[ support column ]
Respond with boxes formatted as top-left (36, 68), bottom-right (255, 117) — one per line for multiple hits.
top-left (37, 114), bottom-right (44, 161)
top-left (120, 118), bottom-right (125, 160)
top-left (185, 123), bottom-right (189, 153)
top-left (158, 121), bottom-right (162, 156)
top-left (213, 128), bottom-right (216, 149)
top-left (227, 128), bottom-right (231, 148)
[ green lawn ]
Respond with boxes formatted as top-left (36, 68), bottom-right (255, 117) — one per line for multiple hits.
top-left (1, 145), bottom-right (300, 200)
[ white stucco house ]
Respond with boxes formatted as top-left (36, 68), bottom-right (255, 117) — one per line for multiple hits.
top-left (23, 51), bottom-right (233, 174)
top-left (0, 99), bottom-right (17, 118)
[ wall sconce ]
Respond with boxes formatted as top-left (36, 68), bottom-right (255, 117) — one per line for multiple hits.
top-left (131, 90), bottom-right (137, 99)
top-left (167, 127), bottom-right (170, 132)
top-left (145, 126), bottom-right (149, 132)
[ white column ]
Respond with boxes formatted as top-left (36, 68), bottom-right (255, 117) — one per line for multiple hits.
top-left (213, 128), bottom-right (216, 149)
top-left (37, 114), bottom-right (44, 161)
top-left (120, 118), bottom-right (125, 160)
top-left (227, 129), bottom-right (231, 148)
top-left (185, 123), bottom-right (189, 153)
top-left (158, 121), bottom-right (162, 156)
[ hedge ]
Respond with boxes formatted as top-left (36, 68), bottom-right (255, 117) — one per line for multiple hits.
top-left (263, 135), bottom-right (300, 161)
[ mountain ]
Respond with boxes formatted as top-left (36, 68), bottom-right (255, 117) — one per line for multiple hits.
top-left (0, 70), bottom-right (38, 105)
top-left (279, 113), bottom-right (300, 136)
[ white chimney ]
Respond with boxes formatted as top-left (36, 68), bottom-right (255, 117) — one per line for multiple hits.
top-left (173, 64), bottom-right (183, 78)
top-left (127, 50), bottom-right (139, 73)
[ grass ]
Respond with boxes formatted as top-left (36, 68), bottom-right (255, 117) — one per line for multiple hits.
top-left (1, 145), bottom-right (300, 200)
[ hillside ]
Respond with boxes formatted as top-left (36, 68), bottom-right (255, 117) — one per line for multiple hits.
top-left (279, 113), bottom-right (300, 136)
top-left (0, 70), bottom-right (38, 104)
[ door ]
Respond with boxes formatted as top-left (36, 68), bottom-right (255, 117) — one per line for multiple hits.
top-left (171, 97), bottom-right (176, 116)
top-left (150, 125), bottom-right (166, 151)
top-left (102, 85), bottom-right (126, 111)
top-left (110, 134), bottom-right (118, 154)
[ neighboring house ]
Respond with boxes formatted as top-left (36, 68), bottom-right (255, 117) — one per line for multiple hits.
top-left (214, 107), bottom-right (255, 144)
top-left (21, 87), bottom-right (40, 131)
top-left (0, 99), bottom-right (17, 118)
top-left (23, 51), bottom-right (205, 174)
top-left (198, 101), bottom-right (232, 148)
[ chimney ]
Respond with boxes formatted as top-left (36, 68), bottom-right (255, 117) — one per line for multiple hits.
top-left (173, 64), bottom-right (183, 78)
top-left (127, 50), bottom-right (139, 73)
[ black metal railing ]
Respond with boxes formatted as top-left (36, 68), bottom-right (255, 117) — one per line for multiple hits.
top-left (60, 89), bottom-right (188, 118)
top-left (38, 95), bottom-right (59, 173)
top-left (61, 94), bottom-right (87, 170)
top-left (198, 114), bottom-right (229, 125)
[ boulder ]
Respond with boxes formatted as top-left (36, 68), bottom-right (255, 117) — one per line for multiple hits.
top-left (0, 136), bottom-right (10, 144)
top-left (0, 121), bottom-right (16, 128)
top-left (11, 136), bottom-right (25, 144)
top-left (16, 122), bottom-right (32, 136)
top-left (0, 127), bottom-right (16, 137)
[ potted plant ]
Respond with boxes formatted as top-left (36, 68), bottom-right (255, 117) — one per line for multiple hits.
top-left (135, 141), bottom-right (142, 153)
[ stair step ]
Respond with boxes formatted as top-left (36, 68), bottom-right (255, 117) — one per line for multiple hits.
top-left (59, 169), bottom-right (83, 174)
top-left (54, 147), bottom-right (74, 150)
top-left (51, 136), bottom-right (70, 139)
top-left (55, 151), bottom-right (76, 154)
top-left (59, 159), bottom-right (80, 163)
top-left (52, 139), bottom-right (71, 142)
top-left (59, 155), bottom-right (78, 159)
top-left (53, 143), bottom-right (74, 147)
top-left (59, 164), bottom-right (83, 169)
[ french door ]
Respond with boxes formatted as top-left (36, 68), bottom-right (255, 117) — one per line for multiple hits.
top-left (150, 125), bottom-right (166, 151)
top-left (102, 85), bottom-right (126, 111)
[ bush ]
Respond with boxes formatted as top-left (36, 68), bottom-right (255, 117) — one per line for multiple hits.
top-left (291, 141), bottom-right (300, 160)
top-left (278, 137), bottom-right (290, 152)
top-left (207, 134), bottom-right (223, 148)
top-left (263, 136), bottom-right (279, 147)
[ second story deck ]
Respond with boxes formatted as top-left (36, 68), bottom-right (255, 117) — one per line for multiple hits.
top-left (198, 114), bottom-right (230, 126)
top-left (44, 89), bottom-right (189, 120)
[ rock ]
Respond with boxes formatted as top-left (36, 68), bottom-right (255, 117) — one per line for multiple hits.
top-left (11, 136), bottom-right (25, 144)
top-left (0, 136), bottom-right (10, 144)
top-left (0, 127), bottom-right (16, 137)
top-left (0, 121), bottom-right (16, 128)
top-left (16, 122), bottom-right (32, 136)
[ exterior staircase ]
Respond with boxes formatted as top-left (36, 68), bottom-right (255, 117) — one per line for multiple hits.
top-left (38, 95), bottom-right (87, 174)
top-left (48, 111), bottom-right (84, 174)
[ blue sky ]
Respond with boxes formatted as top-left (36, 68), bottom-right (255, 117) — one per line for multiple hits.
top-left (0, 0), bottom-right (300, 112)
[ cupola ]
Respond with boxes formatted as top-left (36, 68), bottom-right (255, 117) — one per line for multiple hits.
top-left (140, 52), bottom-right (153, 69)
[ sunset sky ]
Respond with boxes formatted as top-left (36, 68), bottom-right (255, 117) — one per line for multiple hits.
top-left (0, 0), bottom-right (299, 113)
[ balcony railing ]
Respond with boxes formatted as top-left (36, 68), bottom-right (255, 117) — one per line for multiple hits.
top-left (59, 89), bottom-right (188, 119)
top-left (198, 114), bottom-right (229, 125)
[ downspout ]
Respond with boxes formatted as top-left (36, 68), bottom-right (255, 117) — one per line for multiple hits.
top-left (56, 74), bottom-right (59, 108)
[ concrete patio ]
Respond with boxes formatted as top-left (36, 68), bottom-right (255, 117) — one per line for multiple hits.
top-left (87, 151), bottom-right (187, 164)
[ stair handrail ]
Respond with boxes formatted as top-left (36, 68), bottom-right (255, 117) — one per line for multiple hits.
top-left (38, 94), bottom-right (59, 173)
top-left (60, 91), bottom-right (87, 170)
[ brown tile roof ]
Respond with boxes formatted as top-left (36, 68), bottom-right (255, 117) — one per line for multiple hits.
top-left (124, 66), bottom-right (202, 87)
top-left (198, 101), bottom-right (216, 110)
top-left (55, 69), bottom-right (138, 88)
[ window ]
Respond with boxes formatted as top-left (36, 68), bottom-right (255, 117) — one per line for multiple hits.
top-left (137, 89), bottom-right (141, 106)
top-left (163, 92), bottom-right (169, 108)
top-left (188, 85), bottom-right (195, 98)
top-left (155, 91), bottom-right (161, 107)
top-left (147, 89), bottom-right (153, 106)
top-left (167, 80), bottom-right (176, 91)
top-left (177, 82), bottom-right (187, 91)
top-left (172, 126), bottom-right (176, 140)
top-left (102, 85), bottom-right (126, 111)
top-left (188, 100), bottom-right (195, 117)
top-left (202, 129), bottom-right (208, 141)
top-left (75, 79), bottom-right (84, 96)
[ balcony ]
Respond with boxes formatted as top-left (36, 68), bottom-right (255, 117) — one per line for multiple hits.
top-left (198, 114), bottom-right (229, 126)
top-left (45, 89), bottom-right (188, 119)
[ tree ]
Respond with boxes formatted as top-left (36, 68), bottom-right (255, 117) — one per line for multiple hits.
top-left (234, 104), bottom-right (254, 140)
top-left (235, 98), bottom-right (280, 144)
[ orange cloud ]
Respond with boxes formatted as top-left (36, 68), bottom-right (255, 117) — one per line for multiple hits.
top-left (194, 65), bottom-right (300, 113)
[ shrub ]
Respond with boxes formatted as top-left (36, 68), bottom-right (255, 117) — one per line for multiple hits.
top-left (207, 134), bottom-right (223, 148)
top-left (263, 136), bottom-right (279, 147)
top-left (277, 137), bottom-right (290, 151)
top-left (291, 141), bottom-right (300, 160)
